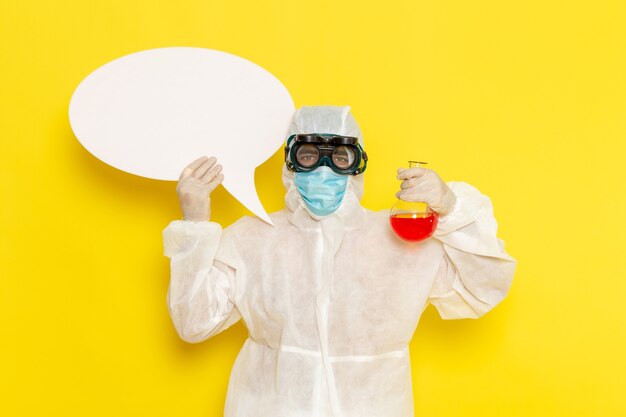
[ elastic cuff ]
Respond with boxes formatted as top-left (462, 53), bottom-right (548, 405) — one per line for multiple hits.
top-left (434, 182), bottom-right (484, 236)
top-left (163, 220), bottom-right (222, 258)
top-left (166, 220), bottom-right (221, 235)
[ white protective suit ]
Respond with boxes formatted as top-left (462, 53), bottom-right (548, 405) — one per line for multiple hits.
top-left (163, 106), bottom-right (516, 417)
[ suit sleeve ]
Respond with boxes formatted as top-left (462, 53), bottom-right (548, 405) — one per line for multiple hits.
top-left (163, 220), bottom-right (242, 343)
top-left (428, 182), bottom-right (517, 319)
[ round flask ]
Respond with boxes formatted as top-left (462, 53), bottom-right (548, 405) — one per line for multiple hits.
top-left (389, 161), bottom-right (439, 243)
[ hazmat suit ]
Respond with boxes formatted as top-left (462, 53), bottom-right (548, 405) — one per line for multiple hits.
top-left (163, 106), bottom-right (516, 417)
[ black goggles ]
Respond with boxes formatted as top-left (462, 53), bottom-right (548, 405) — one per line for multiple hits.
top-left (284, 134), bottom-right (368, 175)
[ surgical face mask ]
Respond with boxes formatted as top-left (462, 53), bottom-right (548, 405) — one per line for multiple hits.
top-left (294, 166), bottom-right (349, 217)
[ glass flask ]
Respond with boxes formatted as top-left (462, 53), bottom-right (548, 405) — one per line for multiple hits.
top-left (389, 161), bottom-right (439, 243)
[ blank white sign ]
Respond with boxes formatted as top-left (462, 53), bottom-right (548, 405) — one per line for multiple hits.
top-left (69, 47), bottom-right (295, 224)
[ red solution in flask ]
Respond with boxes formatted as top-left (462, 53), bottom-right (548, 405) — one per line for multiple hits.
top-left (389, 213), bottom-right (438, 242)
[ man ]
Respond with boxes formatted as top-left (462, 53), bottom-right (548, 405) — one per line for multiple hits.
top-left (163, 106), bottom-right (516, 417)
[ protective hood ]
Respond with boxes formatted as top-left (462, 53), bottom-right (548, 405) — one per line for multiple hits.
top-left (282, 106), bottom-right (367, 231)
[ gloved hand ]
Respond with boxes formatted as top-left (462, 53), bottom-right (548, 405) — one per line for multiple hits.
top-left (396, 167), bottom-right (456, 216)
top-left (176, 156), bottom-right (223, 221)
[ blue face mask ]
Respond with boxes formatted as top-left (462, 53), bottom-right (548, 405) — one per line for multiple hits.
top-left (294, 166), bottom-right (349, 217)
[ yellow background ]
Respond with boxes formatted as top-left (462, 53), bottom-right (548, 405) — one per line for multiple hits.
top-left (2, 0), bottom-right (625, 416)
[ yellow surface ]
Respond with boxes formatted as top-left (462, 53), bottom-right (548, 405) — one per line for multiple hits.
top-left (2, 1), bottom-right (625, 416)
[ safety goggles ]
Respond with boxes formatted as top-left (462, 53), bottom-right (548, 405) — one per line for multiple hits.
top-left (284, 134), bottom-right (368, 175)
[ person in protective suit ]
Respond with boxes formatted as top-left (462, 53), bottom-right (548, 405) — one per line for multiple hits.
top-left (163, 106), bottom-right (516, 417)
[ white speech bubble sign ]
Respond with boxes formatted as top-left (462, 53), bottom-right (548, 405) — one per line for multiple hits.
top-left (69, 47), bottom-right (295, 224)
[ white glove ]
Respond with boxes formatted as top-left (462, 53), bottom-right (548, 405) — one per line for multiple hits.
top-left (396, 167), bottom-right (456, 216)
top-left (176, 156), bottom-right (224, 221)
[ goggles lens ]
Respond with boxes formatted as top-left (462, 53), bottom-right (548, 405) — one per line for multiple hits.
top-left (295, 144), bottom-right (319, 168)
top-left (331, 145), bottom-right (356, 169)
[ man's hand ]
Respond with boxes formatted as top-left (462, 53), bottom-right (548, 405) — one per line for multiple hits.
top-left (176, 156), bottom-right (224, 221)
top-left (396, 167), bottom-right (456, 216)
